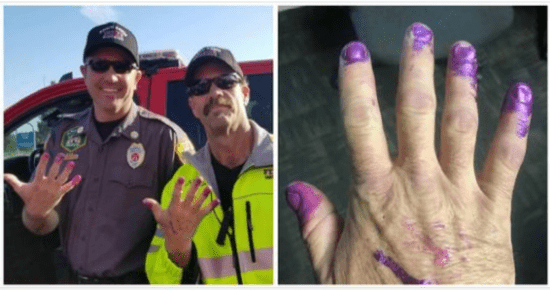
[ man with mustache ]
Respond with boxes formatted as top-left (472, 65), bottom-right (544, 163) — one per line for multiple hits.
top-left (143, 47), bottom-right (274, 284)
top-left (4, 22), bottom-right (194, 284)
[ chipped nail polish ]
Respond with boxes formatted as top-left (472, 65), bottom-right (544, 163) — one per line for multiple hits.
top-left (374, 249), bottom-right (435, 284)
top-left (449, 42), bottom-right (478, 89)
top-left (285, 181), bottom-right (322, 225)
top-left (501, 82), bottom-right (533, 138)
top-left (55, 153), bottom-right (66, 163)
top-left (407, 23), bottom-right (433, 52)
top-left (340, 41), bottom-right (370, 66)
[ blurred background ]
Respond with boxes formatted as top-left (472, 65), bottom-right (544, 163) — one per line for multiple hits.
top-left (278, 6), bottom-right (547, 284)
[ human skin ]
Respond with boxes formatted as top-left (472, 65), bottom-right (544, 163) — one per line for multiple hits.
top-left (80, 47), bottom-right (142, 122)
top-left (285, 22), bottom-right (532, 284)
top-left (2, 47), bottom-right (142, 235)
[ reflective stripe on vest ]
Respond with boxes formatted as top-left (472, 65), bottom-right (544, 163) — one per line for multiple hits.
top-left (199, 248), bottom-right (273, 279)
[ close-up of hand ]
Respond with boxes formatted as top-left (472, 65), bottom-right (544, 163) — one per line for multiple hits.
top-left (3, 152), bottom-right (82, 221)
top-left (143, 177), bottom-right (220, 268)
top-left (285, 22), bottom-right (533, 284)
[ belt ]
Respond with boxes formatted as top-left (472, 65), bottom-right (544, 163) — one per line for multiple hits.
top-left (71, 269), bottom-right (148, 284)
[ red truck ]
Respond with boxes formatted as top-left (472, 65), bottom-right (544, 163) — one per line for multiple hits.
top-left (4, 52), bottom-right (273, 283)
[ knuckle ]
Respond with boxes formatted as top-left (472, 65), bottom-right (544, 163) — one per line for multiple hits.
top-left (444, 108), bottom-right (478, 135)
top-left (398, 89), bottom-right (436, 116)
top-left (495, 140), bottom-right (526, 173)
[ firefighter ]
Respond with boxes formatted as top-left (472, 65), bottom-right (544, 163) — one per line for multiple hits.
top-left (143, 46), bottom-right (273, 284)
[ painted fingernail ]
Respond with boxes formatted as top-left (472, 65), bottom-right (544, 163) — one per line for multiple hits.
top-left (449, 41), bottom-right (478, 89)
top-left (406, 22), bottom-right (433, 53)
top-left (285, 181), bottom-right (322, 226)
top-left (71, 175), bottom-right (82, 186)
top-left (67, 162), bottom-right (76, 169)
top-left (340, 41), bottom-right (370, 66)
top-left (213, 199), bottom-right (221, 206)
top-left (142, 200), bottom-right (153, 210)
top-left (203, 187), bottom-right (212, 196)
top-left (177, 177), bottom-right (185, 185)
top-left (55, 153), bottom-right (65, 163)
top-left (501, 82), bottom-right (533, 138)
top-left (42, 153), bottom-right (50, 160)
top-left (195, 178), bottom-right (203, 185)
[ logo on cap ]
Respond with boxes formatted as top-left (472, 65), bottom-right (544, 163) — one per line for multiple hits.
top-left (99, 25), bottom-right (127, 42)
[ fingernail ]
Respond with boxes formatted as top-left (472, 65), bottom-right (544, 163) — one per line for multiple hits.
top-left (195, 178), bottom-right (202, 185)
top-left (285, 181), bottom-right (322, 226)
top-left (71, 175), bottom-right (82, 186)
top-left (43, 153), bottom-right (50, 160)
top-left (214, 199), bottom-right (221, 206)
top-left (449, 41), bottom-right (478, 89)
top-left (340, 41), bottom-right (370, 66)
top-left (142, 199), bottom-right (152, 208)
top-left (501, 82), bottom-right (533, 138)
top-left (406, 22), bottom-right (433, 52)
top-left (55, 153), bottom-right (66, 163)
top-left (67, 162), bottom-right (76, 169)
top-left (177, 177), bottom-right (185, 185)
top-left (203, 187), bottom-right (212, 196)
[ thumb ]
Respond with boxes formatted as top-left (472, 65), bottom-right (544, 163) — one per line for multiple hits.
top-left (285, 181), bottom-right (343, 284)
top-left (4, 173), bottom-right (25, 195)
top-left (142, 198), bottom-right (165, 225)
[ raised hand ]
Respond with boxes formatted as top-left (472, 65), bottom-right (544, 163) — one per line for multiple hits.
top-left (143, 177), bottom-right (220, 267)
top-left (286, 23), bottom-right (532, 284)
top-left (4, 152), bottom-right (81, 227)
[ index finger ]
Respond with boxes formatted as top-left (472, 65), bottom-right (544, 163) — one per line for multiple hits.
top-left (339, 41), bottom-right (392, 184)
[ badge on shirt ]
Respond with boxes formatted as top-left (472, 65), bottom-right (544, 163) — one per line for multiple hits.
top-left (61, 126), bottom-right (87, 153)
top-left (127, 142), bottom-right (145, 169)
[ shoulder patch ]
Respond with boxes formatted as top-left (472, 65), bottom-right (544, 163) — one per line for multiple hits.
top-left (60, 126), bottom-right (87, 152)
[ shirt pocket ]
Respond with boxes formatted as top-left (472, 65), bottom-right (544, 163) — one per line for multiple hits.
top-left (106, 164), bottom-right (156, 199)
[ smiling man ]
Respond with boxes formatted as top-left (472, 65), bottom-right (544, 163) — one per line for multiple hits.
top-left (4, 22), bottom-right (194, 284)
top-left (143, 47), bottom-right (274, 284)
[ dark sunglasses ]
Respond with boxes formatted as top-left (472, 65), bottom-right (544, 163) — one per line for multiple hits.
top-left (186, 73), bottom-right (243, 96)
top-left (86, 59), bottom-right (138, 74)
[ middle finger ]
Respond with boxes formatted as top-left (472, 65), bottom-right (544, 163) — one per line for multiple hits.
top-left (396, 22), bottom-right (438, 167)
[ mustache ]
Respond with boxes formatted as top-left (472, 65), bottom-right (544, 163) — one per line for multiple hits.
top-left (203, 97), bottom-right (232, 116)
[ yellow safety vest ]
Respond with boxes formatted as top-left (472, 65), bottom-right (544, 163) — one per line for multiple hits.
top-left (145, 162), bottom-right (273, 284)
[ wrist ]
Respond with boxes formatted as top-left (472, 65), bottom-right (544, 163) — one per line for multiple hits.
top-left (167, 238), bottom-right (193, 268)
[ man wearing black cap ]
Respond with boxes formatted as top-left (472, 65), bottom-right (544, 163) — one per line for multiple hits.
top-left (4, 22), bottom-right (194, 284)
top-left (143, 47), bottom-right (273, 284)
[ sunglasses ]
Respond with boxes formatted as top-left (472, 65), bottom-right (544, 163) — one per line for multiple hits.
top-left (186, 73), bottom-right (243, 96)
top-left (86, 59), bottom-right (138, 74)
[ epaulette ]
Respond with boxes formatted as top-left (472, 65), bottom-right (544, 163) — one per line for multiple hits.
top-left (137, 107), bottom-right (182, 132)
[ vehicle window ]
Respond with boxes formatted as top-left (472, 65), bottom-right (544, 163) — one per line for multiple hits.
top-left (4, 112), bottom-right (52, 159)
top-left (4, 92), bottom-right (92, 161)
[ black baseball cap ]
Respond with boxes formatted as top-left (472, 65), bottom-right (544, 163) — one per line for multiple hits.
top-left (83, 22), bottom-right (139, 65)
top-left (184, 46), bottom-right (244, 85)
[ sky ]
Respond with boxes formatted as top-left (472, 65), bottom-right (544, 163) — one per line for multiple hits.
top-left (4, 5), bottom-right (274, 108)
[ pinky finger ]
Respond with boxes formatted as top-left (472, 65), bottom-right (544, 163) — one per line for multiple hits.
top-left (479, 83), bottom-right (533, 206)
top-left (59, 175), bottom-right (82, 196)
top-left (199, 199), bottom-right (220, 218)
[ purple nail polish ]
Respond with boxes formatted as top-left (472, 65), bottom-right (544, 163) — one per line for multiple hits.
top-left (340, 41), bottom-right (370, 66)
top-left (407, 23), bottom-right (433, 52)
top-left (449, 42), bottom-right (478, 89)
top-left (55, 153), bottom-right (65, 163)
top-left (501, 82), bottom-right (533, 138)
top-left (374, 249), bottom-right (435, 284)
top-left (71, 175), bottom-right (82, 186)
top-left (285, 181), bottom-right (322, 225)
